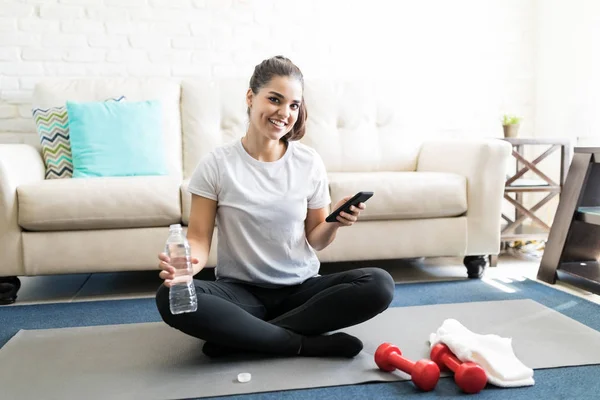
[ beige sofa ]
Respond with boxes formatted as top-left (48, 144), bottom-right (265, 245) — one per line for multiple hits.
top-left (0, 78), bottom-right (512, 304)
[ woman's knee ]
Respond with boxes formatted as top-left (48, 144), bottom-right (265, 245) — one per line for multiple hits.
top-left (155, 284), bottom-right (199, 328)
top-left (155, 284), bottom-right (175, 325)
top-left (361, 267), bottom-right (395, 310)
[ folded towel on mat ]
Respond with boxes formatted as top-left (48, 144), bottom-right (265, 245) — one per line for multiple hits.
top-left (429, 319), bottom-right (535, 387)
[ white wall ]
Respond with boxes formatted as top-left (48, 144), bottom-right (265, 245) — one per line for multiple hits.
top-left (0, 0), bottom-right (536, 147)
top-left (534, 0), bottom-right (600, 144)
top-left (527, 0), bottom-right (600, 225)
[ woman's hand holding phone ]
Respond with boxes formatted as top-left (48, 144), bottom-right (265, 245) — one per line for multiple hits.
top-left (326, 191), bottom-right (373, 226)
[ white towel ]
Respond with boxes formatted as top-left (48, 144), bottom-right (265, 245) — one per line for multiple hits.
top-left (429, 319), bottom-right (535, 387)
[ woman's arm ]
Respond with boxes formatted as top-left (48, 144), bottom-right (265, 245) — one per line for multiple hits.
top-left (305, 198), bottom-right (366, 251)
top-left (187, 194), bottom-right (217, 275)
top-left (305, 207), bottom-right (339, 251)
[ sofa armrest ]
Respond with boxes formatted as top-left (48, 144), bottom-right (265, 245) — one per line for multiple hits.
top-left (417, 139), bottom-right (512, 255)
top-left (0, 144), bottom-right (45, 276)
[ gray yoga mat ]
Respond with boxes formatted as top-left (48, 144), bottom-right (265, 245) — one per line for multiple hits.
top-left (2, 299), bottom-right (600, 400)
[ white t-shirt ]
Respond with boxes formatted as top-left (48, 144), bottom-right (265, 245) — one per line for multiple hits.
top-left (187, 139), bottom-right (331, 287)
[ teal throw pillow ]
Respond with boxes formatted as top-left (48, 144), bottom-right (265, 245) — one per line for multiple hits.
top-left (66, 100), bottom-right (168, 178)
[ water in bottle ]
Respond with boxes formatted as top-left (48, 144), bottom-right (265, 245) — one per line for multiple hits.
top-left (165, 224), bottom-right (198, 314)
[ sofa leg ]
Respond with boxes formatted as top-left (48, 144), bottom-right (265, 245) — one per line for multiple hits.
top-left (463, 256), bottom-right (488, 279)
top-left (0, 276), bottom-right (21, 305)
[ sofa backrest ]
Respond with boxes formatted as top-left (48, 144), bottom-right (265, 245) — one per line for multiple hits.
top-left (32, 78), bottom-right (422, 180)
top-left (181, 79), bottom-right (421, 178)
top-left (181, 79), bottom-right (249, 179)
top-left (32, 78), bottom-right (183, 178)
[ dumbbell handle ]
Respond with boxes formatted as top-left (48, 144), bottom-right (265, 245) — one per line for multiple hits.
top-left (439, 352), bottom-right (461, 373)
top-left (387, 351), bottom-right (415, 372)
top-left (376, 343), bottom-right (441, 392)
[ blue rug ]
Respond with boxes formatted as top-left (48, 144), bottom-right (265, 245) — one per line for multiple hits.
top-left (1, 277), bottom-right (599, 399)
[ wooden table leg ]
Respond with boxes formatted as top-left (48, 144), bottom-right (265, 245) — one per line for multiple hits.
top-left (538, 153), bottom-right (592, 283)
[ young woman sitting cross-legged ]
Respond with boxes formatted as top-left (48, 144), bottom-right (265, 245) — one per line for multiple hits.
top-left (155, 56), bottom-right (395, 358)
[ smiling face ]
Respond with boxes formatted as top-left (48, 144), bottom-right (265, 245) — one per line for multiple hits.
top-left (246, 75), bottom-right (303, 142)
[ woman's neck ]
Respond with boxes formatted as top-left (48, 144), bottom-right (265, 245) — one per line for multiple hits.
top-left (241, 132), bottom-right (287, 162)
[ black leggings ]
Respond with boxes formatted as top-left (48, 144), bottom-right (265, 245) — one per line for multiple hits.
top-left (155, 267), bottom-right (395, 356)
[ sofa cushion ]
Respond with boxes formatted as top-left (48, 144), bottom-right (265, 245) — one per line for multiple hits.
top-left (66, 99), bottom-right (168, 178)
top-left (301, 80), bottom-right (422, 173)
top-left (328, 172), bottom-right (467, 221)
top-left (32, 78), bottom-right (182, 179)
top-left (32, 105), bottom-right (72, 180)
top-left (182, 172), bottom-right (466, 225)
top-left (181, 79), bottom-right (249, 179)
top-left (17, 176), bottom-right (181, 231)
top-left (180, 79), bottom-right (421, 178)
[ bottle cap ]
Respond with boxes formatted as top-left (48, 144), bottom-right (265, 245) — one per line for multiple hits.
top-left (237, 372), bottom-right (251, 383)
top-left (169, 224), bottom-right (182, 230)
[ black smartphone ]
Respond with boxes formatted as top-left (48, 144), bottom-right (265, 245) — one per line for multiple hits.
top-left (325, 191), bottom-right (374, 223)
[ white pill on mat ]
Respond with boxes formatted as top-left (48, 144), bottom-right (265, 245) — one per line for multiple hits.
top-left (237, 372), bottom-right (251, 383)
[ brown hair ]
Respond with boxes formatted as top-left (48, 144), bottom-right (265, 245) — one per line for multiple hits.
top-left (248, 55), bottom-right (307, 142)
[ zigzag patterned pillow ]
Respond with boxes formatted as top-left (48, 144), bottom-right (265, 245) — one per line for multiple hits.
top-left (33, 96), bottom-right (126, 179)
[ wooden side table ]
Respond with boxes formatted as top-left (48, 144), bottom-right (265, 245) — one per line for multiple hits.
top-left (500, 138), bottom-right (572, 244)
top-left (538, 147), bottom-right (600, 294)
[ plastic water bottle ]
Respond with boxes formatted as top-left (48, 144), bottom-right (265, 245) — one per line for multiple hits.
top-left (165, 224), bottom-right (197, 314)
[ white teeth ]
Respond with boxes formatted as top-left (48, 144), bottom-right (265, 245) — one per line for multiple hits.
top-left (269, 119), bottom-right (285, 127)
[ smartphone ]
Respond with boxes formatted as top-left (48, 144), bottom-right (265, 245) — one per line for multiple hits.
top-left (325, 191), bottom-right (374, 223)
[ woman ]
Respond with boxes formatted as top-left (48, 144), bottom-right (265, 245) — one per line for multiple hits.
top-left (156, 56), bottom-right (394, 358)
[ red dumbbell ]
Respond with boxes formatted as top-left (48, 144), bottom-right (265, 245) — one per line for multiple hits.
top-left (374, 343), bottom-right (440, 392)
top-left (430, 343), bottom-right (487, 394)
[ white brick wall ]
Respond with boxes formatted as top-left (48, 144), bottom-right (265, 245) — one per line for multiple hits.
top-left (0, 0), bottom-right (536, 146)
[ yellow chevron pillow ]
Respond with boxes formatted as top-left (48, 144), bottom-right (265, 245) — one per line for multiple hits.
top-left (32, 96), bottom-right (125, 179)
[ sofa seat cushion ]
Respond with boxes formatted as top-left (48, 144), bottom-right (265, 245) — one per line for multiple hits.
top-left (182, 172), bottom-right (467, 225)
top-left (328, 172), bottom-right (467, 221)
top-left (17, 176), bottom-right (182, 231)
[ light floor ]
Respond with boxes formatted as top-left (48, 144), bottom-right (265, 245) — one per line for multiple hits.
top-left (8, 252), bottom-right (600, 307)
